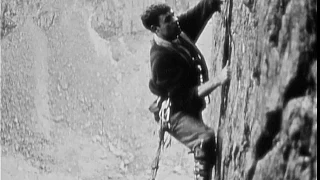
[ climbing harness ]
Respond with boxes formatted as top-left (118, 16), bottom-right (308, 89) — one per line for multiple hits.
top-left (159, 98), bottom-right (172, 130)
top-left (151, 97), bottom-right (171, 180)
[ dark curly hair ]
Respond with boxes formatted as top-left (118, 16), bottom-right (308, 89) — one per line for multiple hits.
top-left (141, 3), bottom-right (171, 31)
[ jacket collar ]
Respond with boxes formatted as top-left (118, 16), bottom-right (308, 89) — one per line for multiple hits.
top-left (153, 34), bottom-right (172, 47)
top-left (153, 34), bottom-right (181, 47)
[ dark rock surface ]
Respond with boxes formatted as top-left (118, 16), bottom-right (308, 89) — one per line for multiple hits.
top-left (208, 0), bottom-right (317, 179)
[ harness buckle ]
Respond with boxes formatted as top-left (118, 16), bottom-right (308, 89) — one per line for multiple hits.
top-left (159, 98), bottom-right (171, 130)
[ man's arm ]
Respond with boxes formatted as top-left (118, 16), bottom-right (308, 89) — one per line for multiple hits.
top-left (197, 77), bottom-right (222, 97)
top-left (197, 61), bottom-right (231, 97)
top-left (178, 0), bottom-right (221, 42)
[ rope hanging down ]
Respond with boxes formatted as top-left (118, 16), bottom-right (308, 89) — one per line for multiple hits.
top-left (215, 0), bottom-right (233, 180)
top-left (150, 98), bottom-right (171, 180)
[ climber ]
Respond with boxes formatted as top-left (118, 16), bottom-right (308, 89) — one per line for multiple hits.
top-left (141, 0), bottom-right (231, 179)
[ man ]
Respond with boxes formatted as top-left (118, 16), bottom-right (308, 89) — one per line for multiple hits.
top-left (141, 0), bottom-right (231, 179)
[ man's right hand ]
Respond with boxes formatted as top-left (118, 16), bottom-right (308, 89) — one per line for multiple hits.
top-left (217, 60), bottom-right (231, 85)
top-left (197, 60), bottom-right (231, 97)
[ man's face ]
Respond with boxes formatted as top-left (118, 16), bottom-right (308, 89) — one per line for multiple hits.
top-left (155, 9), bottom-right (181, 41)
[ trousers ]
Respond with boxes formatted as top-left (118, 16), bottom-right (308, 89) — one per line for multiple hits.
top-left (167, 111), bottom-right (216, 165)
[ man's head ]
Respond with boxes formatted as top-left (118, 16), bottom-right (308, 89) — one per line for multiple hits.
top-left (141, 3), bottom-right (181, 41)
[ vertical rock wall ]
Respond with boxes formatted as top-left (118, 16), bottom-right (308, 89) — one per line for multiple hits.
top-left (208, 0), bottom-right (317, 179)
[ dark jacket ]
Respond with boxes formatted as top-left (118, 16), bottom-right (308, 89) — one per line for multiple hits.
top-left (149, 0), bottom-right (220, 115)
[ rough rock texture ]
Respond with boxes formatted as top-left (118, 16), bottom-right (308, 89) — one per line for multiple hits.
top-left (207, 0), bottom-right (317, 179)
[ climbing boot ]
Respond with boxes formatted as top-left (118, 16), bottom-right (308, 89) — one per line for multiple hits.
top-left (194, 159), bottom-right (213, 180)
top-left (193, 139), bottom-right (215, 180)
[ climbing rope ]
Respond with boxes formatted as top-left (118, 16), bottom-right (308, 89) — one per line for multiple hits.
top-left (216, 0), bottom-right (233, 180)
top-left (150, 98), bottom-right (171, 180)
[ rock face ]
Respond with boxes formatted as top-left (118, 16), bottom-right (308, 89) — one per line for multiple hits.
top-left (207, 0), bottom-right (317, 179)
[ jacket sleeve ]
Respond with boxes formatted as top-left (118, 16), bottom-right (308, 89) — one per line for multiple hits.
top-left (178, 0), bottom-right (221, 42)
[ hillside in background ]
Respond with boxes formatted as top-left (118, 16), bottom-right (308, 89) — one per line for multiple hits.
top-left (1, 0), bottom-right (317, 180)
top-left (1, 0), bottom-right (210, 179)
